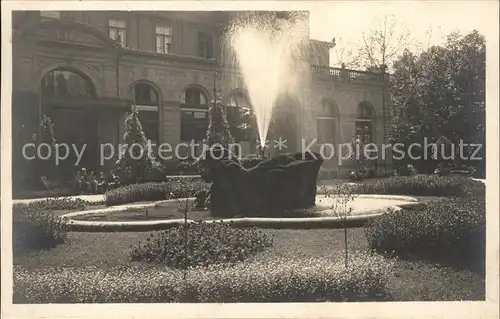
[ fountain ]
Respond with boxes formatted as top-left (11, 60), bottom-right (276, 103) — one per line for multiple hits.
top-left (197, 12), bottom-right (323, 217)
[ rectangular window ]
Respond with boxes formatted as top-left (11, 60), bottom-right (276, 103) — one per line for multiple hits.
top-left (40, 11), bottom-right (61, 19)
top-left (197, 31), bottom-right (213, 59)
top-left (156, 26), bottom-right (173, 54)
top-left (109, 19), bottom-right (127, 47)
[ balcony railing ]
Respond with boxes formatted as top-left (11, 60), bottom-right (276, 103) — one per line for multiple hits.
top-left (311, 65), bottom-right (384, 83)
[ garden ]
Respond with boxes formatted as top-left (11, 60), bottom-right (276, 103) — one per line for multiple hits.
top-left (12, 173), bottom-right (486, 303)
top-left (11, 98), bottom-right (487, 303)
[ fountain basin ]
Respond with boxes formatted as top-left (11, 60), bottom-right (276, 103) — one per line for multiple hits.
top-left (62, 194), bottom-right (420, 232)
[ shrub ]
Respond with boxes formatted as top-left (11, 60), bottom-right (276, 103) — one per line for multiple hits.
top-left (397, 164), bottom-right (418, 176)
top-left (13, 252), bottom-right (393, 303)
top-left (205, 94), bottom-right (233, 147)
top-left (129, 221), bottom-right (273, 268)
top-left (364, 196), bottom-right (485, 273)
top-left (13, 202), bottom-right (70, 251)
top-left (105, 179), bottom-right (209, 206)
top-left (36, 116), bottom-right (57, 180)
top-left (339, 175), bottom-right (484, 198)
top-left (348, 170), bottom-right (363, 182)
top-left (115, 110), bottom-right (161, 185)
top-left (14, 198), bottom-right (89, 211)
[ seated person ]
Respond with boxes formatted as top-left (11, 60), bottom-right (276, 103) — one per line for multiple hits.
top-left (87, 170), bottom-right (98, 194)
top-left (96, 172), bottom-right (108, 194)
top-left (76, 168), bottom-right (91, 194)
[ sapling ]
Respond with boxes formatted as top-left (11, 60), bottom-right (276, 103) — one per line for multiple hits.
top-left (328, 184), bottom-right (358, 267)
top-left (174, 195), bottom-right (191, 280)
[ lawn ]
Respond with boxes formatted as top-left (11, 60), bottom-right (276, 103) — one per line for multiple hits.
top-left (13, 227), bottom-right (485, 301)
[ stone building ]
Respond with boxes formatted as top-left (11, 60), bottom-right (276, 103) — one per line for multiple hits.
top-left (12, 11), bottom-right (392, 180)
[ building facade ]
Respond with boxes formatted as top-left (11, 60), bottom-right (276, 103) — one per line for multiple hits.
top-left (12, 11), bottom-right (393, 180)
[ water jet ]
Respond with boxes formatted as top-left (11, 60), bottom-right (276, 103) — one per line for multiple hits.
top-left (226, 12), bottom-right (309, 145)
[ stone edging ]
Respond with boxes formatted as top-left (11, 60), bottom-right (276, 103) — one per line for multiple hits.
top-left (62, 195), bottom-right (421, 232)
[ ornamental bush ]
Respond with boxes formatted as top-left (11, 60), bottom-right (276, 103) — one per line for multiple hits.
top-left (115, 110), bottom-right (162, 185)
top-left (129, 221), bottom-right (273, 268)
top-left (364, 196), bottom-right (485, 273)
top-left (13, 202), bottom-right (70, 252)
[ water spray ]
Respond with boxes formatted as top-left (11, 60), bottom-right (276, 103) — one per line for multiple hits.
top-left (225, 12), bottom-right (308, 146)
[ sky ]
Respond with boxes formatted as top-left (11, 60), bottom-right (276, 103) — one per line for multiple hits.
top-left (308, 1), bottom-right (496, 67)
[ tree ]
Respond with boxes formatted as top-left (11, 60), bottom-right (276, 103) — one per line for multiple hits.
top-left (330, 37), bottom-right (359, 68)
top-left (322, 184), bottom-right (357, 268)
top-left (205, 93), bottom-right (234, 148)
top-left (36, 115), bottom-right (57, 184)
top-left (115, 109), bottom-right (159, 184)
top-left (389, 30), bottom-right (486, 176)
top-left (356, 14), bottom-right (413, 71)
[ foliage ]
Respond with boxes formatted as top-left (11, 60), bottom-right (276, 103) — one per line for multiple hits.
top-left (13, 252), bottom-right (393, 303)
top-left (115, 110), bottom-right (162, 185)
top-left (348, 171), bottom-right (363, 182)
top-left (13, 202), bottom-right (70, 251)
top-left (32, 115), bottom-right (58, 186)
top-left (38, 115), bottom-right (56, 149)
top-left (104, 179), bottom-right (209, 206)
top-left (206, 93), bottom-right (233, 148)
top-left (397, 164), bottom-right (418, 176)
top-left (364, 196), bottom-right (485, 273)
top-left (225, 97), bottom-right (256, 144)
top-left (129, 221), bottom-right (273, 269)
top-left (330, 37), bottom-right (359, 68)
top-left (334, 175), bottom-right (484, 198)
top-left (355, 14), bottom-right (413, 71)
top-left (389, 30), bottom-right (486, 176)
top-left (14, 198), bottom-right (90, 211)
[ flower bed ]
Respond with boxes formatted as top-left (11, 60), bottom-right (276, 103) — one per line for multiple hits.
top-left (105, 178), bottom-right (209, 206)
top-left (339, 175), bottom-right (484, 198)
top-left (129, 221), bottom-right (273, 268)
top-left (13, 252), bottom-right (393, 303)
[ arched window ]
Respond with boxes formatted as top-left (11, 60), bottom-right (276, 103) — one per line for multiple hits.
top-left (180, 87), bottom-right (209, 142)
top-left (226, 91), bottom-right (253, 142)
top-left (133, 82), bottom-right (160, 145)
top-left (40, 68), bottom-right (97, 168)
top-left (317, 99), bottom-right (338, 145)
top-left (41, 69), bottom-right (95, 99)
top-left (356, 102), bottom-right (374, 144)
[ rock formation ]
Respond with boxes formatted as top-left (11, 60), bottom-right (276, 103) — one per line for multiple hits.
top-left (198, 146), bottom-right (323, 217)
